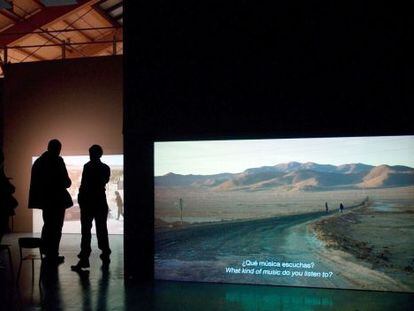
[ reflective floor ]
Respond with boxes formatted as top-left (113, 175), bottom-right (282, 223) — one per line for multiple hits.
top-left (1, 233), bottom-right (124, 310)
top-left (1, 233), bottom-right (413, 310)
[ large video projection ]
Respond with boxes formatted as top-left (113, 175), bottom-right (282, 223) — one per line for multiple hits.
top-left (154, 135), bottom-right (414, 292)
top-left (33, 155), bottom-right (124, 234)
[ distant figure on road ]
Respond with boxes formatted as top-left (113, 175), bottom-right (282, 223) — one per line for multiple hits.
top-left (325, 202), bottom-right (329, 213)
top-left (72, 145), bottom-right (111, 271)
top-left (340, 203), bottom-right (344, 213)
top-left (115, 191), bottom-right (123, 220)
top-left (28, 139), bottom-right (73, 264)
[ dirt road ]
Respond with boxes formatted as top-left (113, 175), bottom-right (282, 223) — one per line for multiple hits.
top-left (155, 200), bottom-right (410, 292)
top-left (156, 210), bottom-right (344, 288)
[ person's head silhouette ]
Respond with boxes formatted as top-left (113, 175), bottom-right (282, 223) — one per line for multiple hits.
top-left (48, 139), bottom-right (62, 157)
top-left (89, 145), bottom-right (103, 161)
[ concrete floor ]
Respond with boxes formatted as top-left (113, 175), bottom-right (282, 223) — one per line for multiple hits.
top-left (1, 233), bottom-right (414, 310)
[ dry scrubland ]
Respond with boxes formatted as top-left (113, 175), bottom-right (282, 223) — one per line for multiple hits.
top-left (155, 186), bottom-right (414, 226)
top-left (312, 186), bottom-right (414, 291)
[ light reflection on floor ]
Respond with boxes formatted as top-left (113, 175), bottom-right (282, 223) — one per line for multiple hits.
top-left (1, 233), bottom-right (413, 311)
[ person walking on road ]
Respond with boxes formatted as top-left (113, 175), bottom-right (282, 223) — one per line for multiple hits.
top-left (115, 191), bottom-right (123, 220)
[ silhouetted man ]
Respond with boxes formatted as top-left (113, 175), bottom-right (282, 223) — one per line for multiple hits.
top-left (28, 139), bottom-right (72, 264)
top-left (340, 203), bottom-right (344, 213)
top-left (72, 145), bottom-right (111, 270)
top-left (325, 202), bottom-right (329, 213)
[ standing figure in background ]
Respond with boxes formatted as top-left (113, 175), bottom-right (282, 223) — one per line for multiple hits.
top-left (339, 203), bottom-right (344, 213)
top-left (28, 139), bottom-right (73, 264)
top-left (115, 191), bottom-right (123, 220)
top-left (72, 145), bottom-right (111, 271)
top-left (325, 202), bottom-right (329, 213)
top-left (0, 149), bottom-right (18, 243)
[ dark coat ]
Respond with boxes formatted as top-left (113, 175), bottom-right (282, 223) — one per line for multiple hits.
top-left (28, 151), bottom-right (73, 210)
top-left (78, 160), bottom-right (110, 209)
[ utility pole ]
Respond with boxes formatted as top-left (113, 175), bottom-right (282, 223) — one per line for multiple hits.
top-left (179, 198), bottom-right (183, 225)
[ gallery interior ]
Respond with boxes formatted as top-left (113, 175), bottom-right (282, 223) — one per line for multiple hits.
top-left (1, 0), bottom-right (413, 310)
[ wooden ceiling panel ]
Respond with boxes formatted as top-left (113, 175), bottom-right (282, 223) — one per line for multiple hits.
top-left (0, 0), bottom-right (122, 76)
top-left (0, 13), bottom-right (15, 30)
top-left (16, 0), bottom-right (43, 12)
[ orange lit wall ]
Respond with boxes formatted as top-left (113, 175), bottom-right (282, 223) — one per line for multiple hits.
top-left (3, 56), bottom-right (123, 232)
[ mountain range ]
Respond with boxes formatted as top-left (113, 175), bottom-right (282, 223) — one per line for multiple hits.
top-left (155, 162), bottom-right (414, 191)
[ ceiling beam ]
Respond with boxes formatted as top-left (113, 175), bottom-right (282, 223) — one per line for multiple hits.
top-left (61, 19), bottom-right (94, 42)
top-left (2, 26), bottom-right (117, 36)
top-left (0, 0), bottom-right (99, 47)
top-left (73, 29), bottom-right (122, 57)
top-left (0, 8), bottom-right (21, 23)
top-left (13, 46), bottom-right (47, 61)
top-left (37, 32), bottom-right (78, 54)
top-left (3, 2), bottom-right (85, 56)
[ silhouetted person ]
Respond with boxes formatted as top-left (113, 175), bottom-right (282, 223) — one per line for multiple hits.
top-left (115, 191), bottom-right (123, 220)
top-left (340, 203), bottom-right (344, 213)
top-left (72, 145), bottom-right (111, 271)
top-left (28, 140), bottom-right (72, 264)
top-left (325, 202), bottom-right (329, 213)
top-left (0, 149), bottom-right (18, 243)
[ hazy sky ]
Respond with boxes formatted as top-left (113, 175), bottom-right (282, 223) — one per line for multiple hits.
top-left (154, 135), bottom-right (414, 176)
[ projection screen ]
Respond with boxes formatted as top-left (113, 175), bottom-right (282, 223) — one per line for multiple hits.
top-left (154, 135), bottom-right (414, 292)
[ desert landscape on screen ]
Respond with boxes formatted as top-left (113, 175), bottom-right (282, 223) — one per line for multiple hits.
top-left (154, 136), bottom-right (414, 292)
